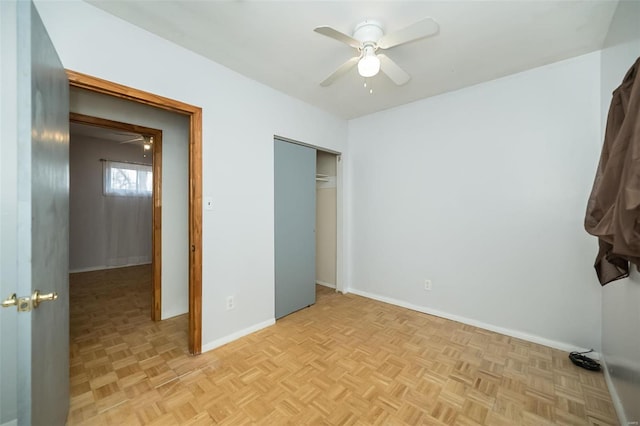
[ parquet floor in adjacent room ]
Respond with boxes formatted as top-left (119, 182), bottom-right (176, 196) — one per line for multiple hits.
top-left (68, 266), bottom-right (618, 425)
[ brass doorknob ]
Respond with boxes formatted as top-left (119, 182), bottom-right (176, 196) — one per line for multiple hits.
top-left (32, 290), bottom-right (58, 309)
top-left (1, 293), bottom-right (17, 308)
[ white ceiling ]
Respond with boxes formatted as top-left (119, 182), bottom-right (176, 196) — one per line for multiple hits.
top-left (86, 1), bottom-right (618, 119)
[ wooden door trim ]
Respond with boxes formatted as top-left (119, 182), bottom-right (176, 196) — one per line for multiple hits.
top-left (67, 70), bottom-right (203, 355)
top-left (69, 113), bottom-right (163, 321)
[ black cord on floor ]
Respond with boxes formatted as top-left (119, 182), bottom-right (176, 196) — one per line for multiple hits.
top-left (569, 349), bottom-right (601, 371)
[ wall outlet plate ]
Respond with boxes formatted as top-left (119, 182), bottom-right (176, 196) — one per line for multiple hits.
top-left (226, 296), bottom-right (235, 310)
top-left (424, 280), bottom-right (432, 291)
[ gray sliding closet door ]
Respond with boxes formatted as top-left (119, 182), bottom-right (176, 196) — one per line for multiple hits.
top-left (274, 139), bottom-right (316, 319)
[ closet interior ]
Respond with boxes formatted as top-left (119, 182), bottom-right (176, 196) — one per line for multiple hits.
top-left (316, 150), bottom-right (337, 289)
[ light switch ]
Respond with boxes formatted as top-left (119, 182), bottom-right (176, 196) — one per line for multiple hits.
top-left (204, 196), bottom-right (214, 211)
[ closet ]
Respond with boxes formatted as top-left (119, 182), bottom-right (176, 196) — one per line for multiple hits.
top-left (274, 138), bottom-right (339, 319)
top-left (315, 151), bottom-right (338, 289)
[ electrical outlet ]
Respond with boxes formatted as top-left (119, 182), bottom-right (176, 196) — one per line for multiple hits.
top-left (424, 280), bottom-right (432, 291)
top-left (226, 296), bottom-right (235, 310)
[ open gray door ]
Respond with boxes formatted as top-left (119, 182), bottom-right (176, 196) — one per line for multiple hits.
top-left (0, 2), bottom-right (70, 425)
top-left (274, 139), bottom-right (316, 319)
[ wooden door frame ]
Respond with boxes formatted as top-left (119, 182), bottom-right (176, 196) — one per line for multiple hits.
top-left (69, 113), bottom-right (164, 322)
top-left (66, 70), bottom-right (203, 355)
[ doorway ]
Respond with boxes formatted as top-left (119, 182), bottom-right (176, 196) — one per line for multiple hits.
top-left (66, 70), bottom-right (203, 354)
top-left (69, 114), bottom-right (163, 320)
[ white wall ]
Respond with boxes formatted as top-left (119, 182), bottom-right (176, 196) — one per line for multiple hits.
top-left (34, 0), bottom-right (348, 348)
top-left (347, 52), bottom-right (603, 351)
top-left (69, 134), bottom-right (152, 272)
top-left (599, 1), bottom-right (640, 424)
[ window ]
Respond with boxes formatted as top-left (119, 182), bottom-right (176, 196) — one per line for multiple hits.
top-left (103, 160), bottom-right (152, 196)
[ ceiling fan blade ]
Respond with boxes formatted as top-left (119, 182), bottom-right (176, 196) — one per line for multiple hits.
top-left (320, 56), bottom-right (359, 87)
top-left (119, 136), bottom-right (144, 144)
top-left (378, 54), bottom-right (410, 86)
top-left (314, 26), bottom-right (361, 49)
top-left (377, 17), bottom-right (439, 50)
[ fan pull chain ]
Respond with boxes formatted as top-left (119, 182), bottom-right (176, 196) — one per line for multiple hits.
top-left (364, 79), bottom-right (374, 94)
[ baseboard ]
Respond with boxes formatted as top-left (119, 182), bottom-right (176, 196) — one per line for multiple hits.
top-left (1, 419), bottom-right (17, 426)
top-left (69, 262), bottom-right (152, 274)
top-left (201, 319), bottom-right (275, 353)
top-left (601, 356), bottom-right (629, 425)
top-left (316, 280), bottom-right (336, 289)
top-left (161, 310), bottom-right (188, 321)
top-left (346, 287), bottom-right (598, 356)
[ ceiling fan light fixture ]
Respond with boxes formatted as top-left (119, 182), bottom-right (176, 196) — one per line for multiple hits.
top-left (358, 46), bottom-right (380, 78)
top-left (315, 17), bottom-right (439, 86)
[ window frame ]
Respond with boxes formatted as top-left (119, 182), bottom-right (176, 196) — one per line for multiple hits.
top-left (103, 160), bottom-right (153, 197)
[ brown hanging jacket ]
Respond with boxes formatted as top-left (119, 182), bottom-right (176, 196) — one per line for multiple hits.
top-left (585, 56), bottom-right (640, 285)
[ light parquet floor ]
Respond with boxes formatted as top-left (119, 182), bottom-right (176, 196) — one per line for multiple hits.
top-left (68, 266), bottom-right (618, 425)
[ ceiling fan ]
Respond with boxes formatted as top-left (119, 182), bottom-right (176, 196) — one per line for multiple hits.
top-left (116, 132), bottom-right (153, 151)
top-left (314, 17), bottom-right (439, 87)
